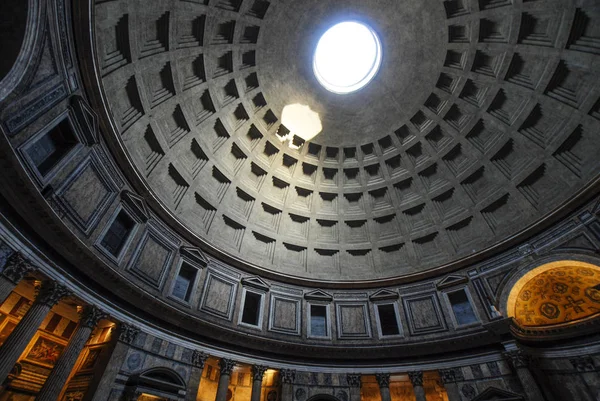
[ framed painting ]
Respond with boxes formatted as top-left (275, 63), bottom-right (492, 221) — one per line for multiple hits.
top-left (24, 333), bottom-right (66, 368)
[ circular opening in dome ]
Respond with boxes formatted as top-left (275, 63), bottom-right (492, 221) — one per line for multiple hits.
top-left (313, 21), bottom-right (382, 94)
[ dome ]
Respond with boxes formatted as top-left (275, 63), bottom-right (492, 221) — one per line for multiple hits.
top-left (312, 21), bottom-right (382, 94)
top-left (91, 0), bottom-right (598, 284)
top-left (0, 0), bottom-right (599, 399)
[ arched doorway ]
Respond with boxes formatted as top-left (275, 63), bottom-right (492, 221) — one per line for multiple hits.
top-left (507, 260), bottom-right (600, 326)
top-left (307, 395), bottom-right (340, 401)
top-left (124, 367), bottom-right (187, 401)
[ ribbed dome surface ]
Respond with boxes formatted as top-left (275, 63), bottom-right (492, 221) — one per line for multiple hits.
top-left (95, 0), bottom-right (600, 281)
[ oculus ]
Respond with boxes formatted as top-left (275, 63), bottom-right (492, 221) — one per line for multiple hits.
top-left (313, 21), bottom-right (382, 94)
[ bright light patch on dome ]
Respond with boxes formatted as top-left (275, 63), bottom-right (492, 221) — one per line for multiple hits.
top-left (280, 104), bottom-right (322, 146)
top-left (313, 21), bottom-right (382, 94)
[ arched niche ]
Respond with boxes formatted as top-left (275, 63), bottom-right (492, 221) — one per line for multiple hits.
top-left (124, 367), bottom-right (187, 401)
top-left (506, 260), bottom-right (600, 327)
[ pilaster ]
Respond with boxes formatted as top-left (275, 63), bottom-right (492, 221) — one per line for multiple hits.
top-left (347, 373), bottom-right (361, 401)
top-left (86, 322), bottom-right (140, 401)
top-left (440, 368), bottom-right (463, 401)
top-left (280, 368), bottom-right (296, 401)
top-left (503, 344), bottom-right (545, 401)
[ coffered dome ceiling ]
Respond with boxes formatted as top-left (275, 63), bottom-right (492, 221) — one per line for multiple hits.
top-left (94, 0), bottom-right (600, 283)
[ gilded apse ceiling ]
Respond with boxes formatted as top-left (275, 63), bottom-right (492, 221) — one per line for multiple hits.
top-left (513, 265), bottom-right (600, 326)
top-left (93, 0), bottom-right (600, 282)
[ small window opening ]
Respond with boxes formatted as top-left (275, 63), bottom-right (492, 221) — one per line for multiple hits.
top-left (44, 313), bottom-right (62, 333)
top-left (377, 304), bottom-right (400, 336)
top-left (241, 291), bottom-right (262, 326)
top-left (310, 304), bottom-right (328, 337)
top-left (27, 119), bottom-right (78, 176)
top-left (61, 321), bottom-right (77, 339)
top-left (448, 289), bottom-right (478, 325)
top-left (172, 263), bottom-right (197, 301)
top-left (100, 211), bottom-right (135, 257)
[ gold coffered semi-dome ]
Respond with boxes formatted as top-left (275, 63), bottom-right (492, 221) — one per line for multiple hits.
top-left (0, 0), bottom-right (599, 399)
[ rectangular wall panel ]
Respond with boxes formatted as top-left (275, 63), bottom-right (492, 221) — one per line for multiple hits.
top-left (56, 150), bottom-right (119, 235)
top-left (402, 292), bottom-right (448, 335)
top-left (335, 302), bottom-right (372, 339)
top-left (199, 270), bottom-right (238, 320)
top-left (268, 294), bottom-right (301, 336)
top-left (127, 224), bottom-right (177, 289)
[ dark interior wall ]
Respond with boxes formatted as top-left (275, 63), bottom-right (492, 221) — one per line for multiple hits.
top-left (0, 0), bottom-right (28, 80)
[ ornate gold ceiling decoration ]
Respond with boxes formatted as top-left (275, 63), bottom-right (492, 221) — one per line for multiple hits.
top-left (510, 261), bottom-right (600, 327)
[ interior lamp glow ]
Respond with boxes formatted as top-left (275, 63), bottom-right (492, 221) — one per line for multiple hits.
top-left (313, 21), bottom-right (382, 94)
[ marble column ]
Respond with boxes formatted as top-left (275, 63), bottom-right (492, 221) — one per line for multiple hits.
top-left (215, 358), bottom-right (235, 401)
top-left (185, 350), bottom-right (208, 401)
top-left (37, 305), bottom-right (107, 401)
top-left (439, 368), bottom-right (463, 401)
top-left (280, 368), bottom-right (296, 401)
top-left (87, 323), bottom-right (140, 401)
top-left (0, 252), bottom-right (36, 304)
top-left (346, 373), bottom-right (361, 401)
top-left (251, 365), bottom-right (268, 401)
top-left (503, 349), bottom-right (545, 401)
top-left (0, 280), bottom-right (70, 383)
top-left (408, 371), bottom-right (426, 401)
top-left (376, 373), bottom-right (391, 401)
